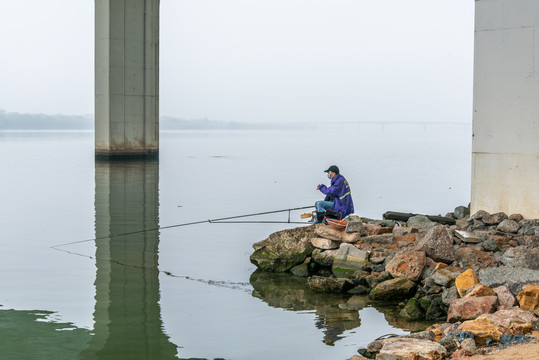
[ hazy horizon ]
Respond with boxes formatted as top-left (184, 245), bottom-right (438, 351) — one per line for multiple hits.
top-left (0, 1), bottom-right (474, 124)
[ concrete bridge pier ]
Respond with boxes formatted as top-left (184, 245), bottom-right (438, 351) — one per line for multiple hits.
top-left (472, 0), bottom-right (539, 219)
top-left (95, 0), bottom-right (160, 158)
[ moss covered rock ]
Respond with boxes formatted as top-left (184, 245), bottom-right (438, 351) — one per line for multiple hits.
top-left (250, 226), bottom-right (315, 272)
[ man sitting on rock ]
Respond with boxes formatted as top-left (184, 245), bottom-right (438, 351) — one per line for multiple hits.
top-left (315, 165), bottom-right (354, 223)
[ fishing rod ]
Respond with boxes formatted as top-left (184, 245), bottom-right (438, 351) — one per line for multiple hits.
top-left (51, 205), bottom-right (315, 250)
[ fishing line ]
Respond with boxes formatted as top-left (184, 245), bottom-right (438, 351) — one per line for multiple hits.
top-left (50, 205), bottom-right (314, 250)
top-left (49, 205), bottom-right (314, 293)
top-left (57, 247), bottom-right (253, 293)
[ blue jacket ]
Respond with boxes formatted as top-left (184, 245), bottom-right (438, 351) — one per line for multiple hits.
top-left (318, 174), bottom-right (354, 218)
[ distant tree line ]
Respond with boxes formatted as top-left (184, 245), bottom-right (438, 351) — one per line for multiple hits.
top-left (0, 110), bottom-right (93, 130)
top-left (0, 110), bottom-right (302, 130)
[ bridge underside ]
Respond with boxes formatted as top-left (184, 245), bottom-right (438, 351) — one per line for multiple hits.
top-left (95, 0), bottom-right (160, 158)
top-left (471, 0), bottom-right (539, 218)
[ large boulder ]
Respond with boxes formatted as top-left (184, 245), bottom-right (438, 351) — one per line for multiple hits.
top-left (385, 251), bottom-right (427, 282)
top-left (447, 296), bottom-right (498, 322)
top-left (377, 338), bottom-right (447, 360)
top-left (478, 266), bottom-right (539, 295)
top-left (408, 215), bottom-right (437, 233)
top-left (416, 225), bottom-right (455, 263)
top-left (516, 284), bottom-right (539, 311)
top-left (369, 278), bottom-right (417, 301)
top-left (250, 226), bottom-right (315, 272)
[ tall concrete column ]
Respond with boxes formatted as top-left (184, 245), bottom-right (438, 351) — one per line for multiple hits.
top-left (95, 0), bottom-right (160, 158)
top-left (472, 0), bottom-right (539, 218)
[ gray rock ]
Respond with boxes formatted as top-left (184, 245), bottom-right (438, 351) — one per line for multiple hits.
top-left (483, 212), bottom-right (508, 225)
top-left (493, 285), bottom-right (516, 309)
top-left (482, 238), bottom-right (499, 252)
top-left (460, 338), bottom-right (476, 353)
top-left (442, 286), bottom-right (459, 306)
top-left (311, 248), bottom-right (337, 267)
top-left (430, 268), bottom-right (461, 287)
top-left (518, 220), bottom-right (539, 235)
top-left (454, 206), bottom-right (470, 220)
top-left (290, 263), bottom-right (309, 277)
top-left (497, 219), bottom-right (520, 233)
top-left (478, 265), bottom-right (539, 295)
top-left (416, 225), bottom-right (456, 263)
top-left (345, 220), bottom-right (367, 235)
top-left (468, 219), bottom-right (488, 232)
top-left (501, 246), bottom-right (539, 270)
top-left (380, 219), bottom-right (398, 228)
top-left (371, 264), bottom-right (385, 272)
top-left (408, 215), bottom-right (437, 232)
top-left (335, 243), bottom-right (369, 261)
top-left (470, 210), bottom-right (490, 221)
top-left (438, 335), bottom-right (459, 353)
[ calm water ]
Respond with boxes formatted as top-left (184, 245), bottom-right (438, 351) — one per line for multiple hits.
top-left (0, 124), bottom-right (471, 359)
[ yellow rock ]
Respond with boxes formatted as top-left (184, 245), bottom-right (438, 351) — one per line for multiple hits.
top-left (456, 316), bottom-right (511, 346)
top-left (516, 284), bottom-right (539, 311)
top-left (455, 269), bottom-right (479, 298)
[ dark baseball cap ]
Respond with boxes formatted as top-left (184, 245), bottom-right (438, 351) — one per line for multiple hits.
top-left (324, 165), bottom-right (339, 174)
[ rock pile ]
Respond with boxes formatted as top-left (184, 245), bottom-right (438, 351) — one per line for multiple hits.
top-left (250, 207), bottom-right (539, 359)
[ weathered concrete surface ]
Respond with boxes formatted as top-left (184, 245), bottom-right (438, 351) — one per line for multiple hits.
top-left (95, 0), bottom-right (160, 157)
top-left (471, 0), bottom-right (539, 218)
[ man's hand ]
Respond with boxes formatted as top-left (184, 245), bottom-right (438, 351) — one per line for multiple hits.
top-left (317, 184), bottom-right (321, 190)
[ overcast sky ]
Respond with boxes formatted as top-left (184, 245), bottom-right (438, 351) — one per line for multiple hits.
top-left (0, 0), bottom-right (474, 123)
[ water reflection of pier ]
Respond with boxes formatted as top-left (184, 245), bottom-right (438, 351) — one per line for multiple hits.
top-left (80, 159), bottom-right (177, 359)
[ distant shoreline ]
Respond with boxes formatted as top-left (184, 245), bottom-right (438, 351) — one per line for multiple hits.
top-left (0, 110), bottom-right (470, 131)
